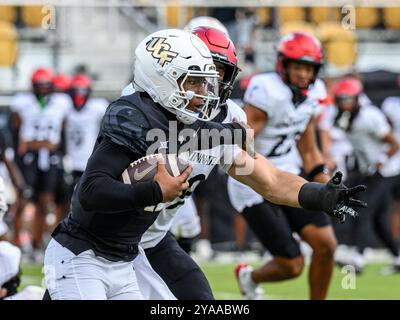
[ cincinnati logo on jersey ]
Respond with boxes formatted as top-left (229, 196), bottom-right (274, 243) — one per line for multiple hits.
top-left (146, 37), bottom-right (178, 67)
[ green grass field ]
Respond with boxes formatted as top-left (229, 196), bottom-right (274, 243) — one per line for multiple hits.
top-left (21, 261), bottom-right (400, 300)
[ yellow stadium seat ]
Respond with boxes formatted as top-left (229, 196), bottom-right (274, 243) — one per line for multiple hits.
top-left (355, 7), bottom-right (379, 29)
top-left (0, 5), bottom-right (17, 23)
top-left (383, 7), bottom-right (400, 29)
top-left (317, 22), bottom-right (357, 68)
top-left (257, 7), bottom-right (271, 26)
top-left (324, 41), bottom-right (357, 67)
top-left (309, 7), bottom-right (340, 24)
top-left (165, 4), bottom-right (180, 28)
top-left (317, 22), bottom-right (356, 42)
top-left (278, 7), bottom-right (306, 25)
top-left (280, 21), bottom-right (315, 36)
top-left (0, 21), bottom-right (18, 66)
top-left (185, 7), bottom-right (194, 24)
top-left (22, 5), bottom-right (48, 28)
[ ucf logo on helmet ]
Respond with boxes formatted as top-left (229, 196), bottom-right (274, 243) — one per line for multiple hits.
top-left (146, 37), bottom-right (178, 67)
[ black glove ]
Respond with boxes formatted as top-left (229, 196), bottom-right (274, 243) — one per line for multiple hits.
top-left (299, 171), bottom-right (367, 223)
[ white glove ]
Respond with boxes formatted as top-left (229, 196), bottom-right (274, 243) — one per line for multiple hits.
top-left (0, 177), bottom-right (8, 222)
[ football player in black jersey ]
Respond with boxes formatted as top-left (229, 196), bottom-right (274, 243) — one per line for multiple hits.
top-left (43, 29), bottom-right (366, 300)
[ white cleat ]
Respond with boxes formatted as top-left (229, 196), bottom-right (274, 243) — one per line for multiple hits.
top-left (235, 263), bottom-right (264, 300)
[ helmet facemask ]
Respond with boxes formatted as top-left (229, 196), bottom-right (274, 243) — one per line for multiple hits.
top-left (167, 64), bottom-right (220, 124)
top-left (71, 86), bottom-right (91, 110)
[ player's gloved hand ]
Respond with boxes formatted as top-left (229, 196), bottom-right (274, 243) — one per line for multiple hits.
top-left (232, 118), bottom-right (255, 158)
top-left (299, 171), bottom-right (367, 224)
top-left (154, 157), bottom-right (192, 203)
top-left (322, 172), bottom-right (367, 223)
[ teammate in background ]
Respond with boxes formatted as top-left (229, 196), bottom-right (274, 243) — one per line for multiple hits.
top-left (10, 67), bottom-right (71, 261)
top-left (229, 32), bottom-right (338, 300)
top-left (65, 74), bottom-right (108, 193)
top-left (326, 77), bottom-right (400, 274)
top-left (52, 73), bottom-right (73, 223)
top-left (0, 241), bottom-right (45, 300)
top-left (43, 29), bottom-right (365, 300)
top-left (381, 95), bottom-right (400, 242)
top-left (52, 74), bottom-right (71, 94)
top-left (0, 128), bottom-right (30, 242)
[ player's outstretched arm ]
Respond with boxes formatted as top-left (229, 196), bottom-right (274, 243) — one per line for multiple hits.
top-left (228, 151), bottom-right (367, 223)
top-left (229, 150), bottom-right (305, 208)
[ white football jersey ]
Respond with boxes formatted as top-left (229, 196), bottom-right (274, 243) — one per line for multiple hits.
top-left (140, 99), bottom-right (247, 249)
top-left (11, 92), bottom-right (72, 145)
top-left (244, 72), bottom-right (327, 174)
top-left (319, 104), bottom-right (353, 178)
top-left (327, 105), bottom-right (391, 176)
top-left (380, 96), bottom-right (400, 177)
top-left (65, 98), bottom-right (108, 172)
top-left (170, 196), bottom-right (200, 239)
top-left (121, 83), bottom-right (134, 96)
top-left (227, 72), bottom-right (327, 213)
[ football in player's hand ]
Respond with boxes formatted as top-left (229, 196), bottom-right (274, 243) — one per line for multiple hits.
top-left (121, 153), bottom-right (190, 184)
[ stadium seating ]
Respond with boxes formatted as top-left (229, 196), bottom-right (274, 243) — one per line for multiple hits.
top-left (0, 20), bottom-right (18, 66)
top-left (278, 6), bottom-right (306, 25)
top-left (317, 22), bottom-right (357, 68)
top-left (21, 5), bottom-right (46, 28)
top-left (309, 7), bottom-right (340, 24)
top-left (165, 3), bottom-right (180, 28)
top-left (0, 5), bottom-right (17, 24)
top-left (280, 20), bottom-right (315, 36)
top-left (383, 7), bottom-right (400, 29)
top-left (355, 7), bottom-right (379, 29)
top-left (257, 8), bottom-right (271, 27)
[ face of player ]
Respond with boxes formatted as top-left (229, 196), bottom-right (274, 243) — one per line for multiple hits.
top-left (178, 74), bottom-right (218, 113)
top-left (215, 62), bottom-right (226, 82)
top-left (336, 96), bottom-right (358, 112)
top-left (287, 61), bottom-right (315, 89)
top-left (33, 81), bottom-right (53, 97)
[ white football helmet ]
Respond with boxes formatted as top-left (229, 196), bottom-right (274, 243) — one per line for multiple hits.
top-left (134, 29), bottom-right (220, 124)
top-left (184, 16), bottom-right (229, 36)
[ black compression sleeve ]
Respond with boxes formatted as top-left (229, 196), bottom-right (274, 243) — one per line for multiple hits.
top-left (78, 138), bottom-right (163, 213)
top-left (298, 182), bottom-right (338, 214)
top-left (298, 182), bottom-right (326, 211)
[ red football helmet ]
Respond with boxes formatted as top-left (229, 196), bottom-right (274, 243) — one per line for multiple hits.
top-left (192, 26), bottom-right (240, 104)
top-left (53, 74), bottom-right (71, 93)
top-left (276, 32), bottom-right (323, 88)
top-left (333, 77), bottom-right (363, 99)
top-left (70, 74), bottom-right (91, 109)
top-left (31, 67), bottom-right (53, 96)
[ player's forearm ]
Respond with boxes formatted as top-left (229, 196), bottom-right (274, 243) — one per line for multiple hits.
top-left (229, 151), bottom-right (306, 208)
top-left (78, 139), bottom-right (163, 213)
